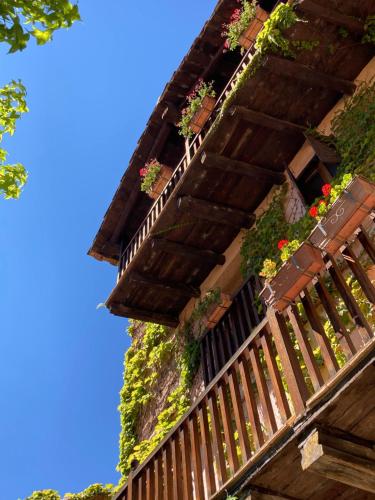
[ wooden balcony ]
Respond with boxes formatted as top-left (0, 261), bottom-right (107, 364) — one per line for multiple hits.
top-left (106, 0), bottom-right (374, 325)
top-left (114, 221), bottom-right (375, 499)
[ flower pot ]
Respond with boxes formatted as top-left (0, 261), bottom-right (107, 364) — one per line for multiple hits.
top-left (309, 176), bottom-right (375, 255)
top-left (189, 96), bottom-right (216, 135)
top-left (259, 242), bottom-right (324, 312)
top-left (204, 293), bottom-right (232, 330)
top-left (148, 165), bottom-right (173, 200)
top-left (238, 6), bottom-right (269, 50)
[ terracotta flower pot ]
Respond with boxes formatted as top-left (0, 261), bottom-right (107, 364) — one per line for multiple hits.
top-left (309, 176), bottom-right (375, 255)
top-left (259, 242), bottom-right (324, 312)
top-left (238, 6), bottom-right (269, 50)
top-left (149, 165), bottom-right (173, 200)
top-left (204, 293), bottom-right (232, 330)
top-left (189, 95), bottom-right (216, 135)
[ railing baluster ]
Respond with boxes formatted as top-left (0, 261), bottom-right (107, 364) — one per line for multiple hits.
top-left (227, 368), bottom-right (252, 461)
top-left (314, 277), bottom-right (356, 356)
top-left (301, 288), bottom-right (340, 378)
top-left (358, 227), bottom-right (375, 263)
top-left (180, 424), bottom-right (193, 500)
top-left (327, 255), bottom-right (373, 337)
top-left (287, 304), bottom-right (324, 392)
top-left (199, 400), bottom-right (216, 496)
top-left (236, 356), bottom-right (264, 450)
top-left (189, 412), bottom-right (205, 499)
top-left (247, 345), bottom-right (278, 435)
top-left (343, 245), bottom-right (375, 304)
top-left (146, 464), bottom-right (154, 500)
top-left (154, 453), bottom-right (163, 500)
top-left (216, 381), bottom-right (240, 474)
top-left (260, 330), bottom-right (291, 422)
top-left (267, 309), bottom-right (309, 415)
top-left (162, 444), bottom-right (173, 500)
top-left (171, 434), bottom-right (183, 500)
top-left (207, 391), bottom-right (228, 486)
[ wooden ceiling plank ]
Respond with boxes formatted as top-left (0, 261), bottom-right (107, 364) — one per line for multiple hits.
top-left (129, 271), bottom-right (200, 298)
top-left (297, 0), bottom-right (365, 34)
top-left (150, 237), bottom-right (225, 266)
top-left (229, 105), bottom-right (306, 134)
top-left (266, 55), bottom-right (356, 95)
top-left (109, 303), bottom-right (179, 327)
top-left (178, 195), bottom-right (255, 229)
top-left (201, 151), bottom-right (285, 185)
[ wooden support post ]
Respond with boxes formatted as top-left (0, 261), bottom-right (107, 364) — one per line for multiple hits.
top-left (150, 237), bottom-right (225, 265)
top-left (297, 0), bottom-right (365, 34)
top-left (267, 55), bottom-right (356, 95)
top-left (161, 102), bottom-right (180, 124)
top-left (300, 428), bottom-right (375, 493)
top-left (201, 151), bottom-right (285, 184)
top-left (178, 195), bottom-right (255, 229)
top-left (128, 271), bottom-right (200, 298)
top-left (229, 105), bottom-right (305, 134)
top-left (304, 133), bottom-right (341, 165)
top-left (109, 303), bottom-right (179, 328)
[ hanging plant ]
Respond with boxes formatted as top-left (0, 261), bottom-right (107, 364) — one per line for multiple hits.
top-left (178, 79), bottom-right (216, 138)
top-left (140, 159), bottom-right (162, 193)
top-left (222, 1), bottom-right (268, 52)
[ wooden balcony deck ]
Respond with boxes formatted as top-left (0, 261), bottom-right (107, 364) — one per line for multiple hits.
top-left (114, 222), bottom-right (375, 500)
top-left (107, 0), bottom-right (375, 325)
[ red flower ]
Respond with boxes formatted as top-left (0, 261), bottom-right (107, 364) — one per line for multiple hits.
top-left (278, 239), bottom-right (289, 250)
top-left (309, 206), bottom-right (318, 218)
top-left (224, 39), bottom-right (230, 49)
top-left (322, 183), bottom-right (332, 197)
top-left (139, 167), bottom-right (148, 177)
top-left (319, 199), bottom-right (326, 206)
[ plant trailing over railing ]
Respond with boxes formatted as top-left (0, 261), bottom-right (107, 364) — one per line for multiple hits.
top-left (363, 15), bottom-right (375, 44)
top-left (178, 79), bottom-right (216, 138)
top-left (139, 159), bottom-right (162, 194)
top-left (25, 490), bottom-right (60, 500)
top-left (222, 0), bottom-right (257, 51)
top-left (117, 289), bottom-right (222, 483)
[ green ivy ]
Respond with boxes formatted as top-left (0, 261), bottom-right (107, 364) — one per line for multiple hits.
top-left (64, 483), bottom-right (113, 500)
top-left (363, 15), bottom-right (375, 45)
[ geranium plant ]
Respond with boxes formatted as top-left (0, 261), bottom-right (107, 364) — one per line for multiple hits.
top-left (308, 174), bottom-right (353, 221)
top-left (139, 159), bottom-right (161, 193)
top-left (178, 79), bottom-right (216, 138)
top-left (222, 0), bottom-right (257, 51)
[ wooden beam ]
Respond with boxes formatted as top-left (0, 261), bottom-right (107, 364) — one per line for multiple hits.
top-left (201, 151), bottom-right (285, 185)
top-left (177, 195), bottom-right (255, 229)
top-left (229, 105), bottom-right (305, 134)
top-left (297, 0), bottom-right (365, 34)
top-left (109, 302), bottom-right (179, 328)
top-left (150, 237), bottom-right (225, 266)
top-left (161, 102), bottom-right (180, 124)
top-left (128, 271), bottom-right (200, 298)
top-left (304, 133), bottom-right (341, 164)
top-left (300, 428), bottom-right (375, 493)
top-left (267, 55), bottom-right (356, 95)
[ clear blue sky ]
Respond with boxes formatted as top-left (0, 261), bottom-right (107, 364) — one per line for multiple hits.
top-left (0, 2), bottom-right (217, 498)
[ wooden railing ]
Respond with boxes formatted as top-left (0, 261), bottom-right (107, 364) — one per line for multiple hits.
top-left (115, 223), bottom-right (375, 500)
top-left (117, 37), bottom-right (260, 281)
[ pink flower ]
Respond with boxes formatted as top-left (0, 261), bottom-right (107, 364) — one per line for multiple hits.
top-left (139, 168), bottom-right (148, 177)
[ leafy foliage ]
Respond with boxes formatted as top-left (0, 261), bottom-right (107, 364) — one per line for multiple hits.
top-left (25, 490), bottom-right (60, 500)
top-left (363, 15), bottom-right (375, 45)
top-left (0, 80), bottom-right (28, 199)
top-left (65, 483), bottom-right (113, 500)
top-left (178, 79), bottom-right (216, 138)
top-left (222, 0), bottom-right (257, 51)
top-left (139, 159), bottom-right (161, 193)
top-left (0, 0), bottom-right (80, 53)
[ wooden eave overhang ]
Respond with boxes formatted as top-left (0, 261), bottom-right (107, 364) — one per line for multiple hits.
top-left (88, 0), bottom-right (241, 265)
top-left (105, 0), bottom-right (375, 327)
